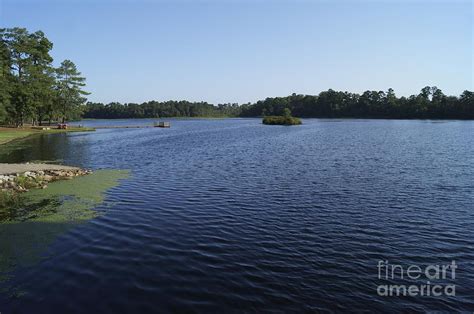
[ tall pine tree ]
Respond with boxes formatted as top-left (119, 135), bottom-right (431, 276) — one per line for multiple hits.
top-left (56, 59), bottom-right (89, 123)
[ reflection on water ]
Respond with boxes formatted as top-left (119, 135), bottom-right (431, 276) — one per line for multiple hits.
top-left (0, 132), bottom-right (92, 166)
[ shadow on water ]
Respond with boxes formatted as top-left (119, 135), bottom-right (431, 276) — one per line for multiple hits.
top-left (0, 134), bottom-right (62, 163)
top-left (0, 132), bottom-right (93, 165)
top-left (0, 221), bottom-right (78, 295)
top-left (0, 169), bottom-right (129, 295)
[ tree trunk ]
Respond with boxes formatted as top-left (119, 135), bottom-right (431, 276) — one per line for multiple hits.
top-left (62, 100), bottom-right (67, 123)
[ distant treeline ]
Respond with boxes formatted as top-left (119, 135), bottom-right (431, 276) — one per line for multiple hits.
top-left (0, 28), bottom-right (88, 126)
top-left (84, 87), bottom-right (473, 120)
top-left (240, 87), bottom-right (473, 119)
top-left (83, 101), bottom-right (241, 119)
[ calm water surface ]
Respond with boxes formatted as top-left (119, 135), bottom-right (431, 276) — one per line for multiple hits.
top-left (0, 118), bottom-right (473, 312)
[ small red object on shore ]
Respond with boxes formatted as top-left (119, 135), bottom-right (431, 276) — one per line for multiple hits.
top-left (57, 123), bottom-right (68, 129)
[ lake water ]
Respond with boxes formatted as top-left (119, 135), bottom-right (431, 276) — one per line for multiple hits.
top-left (1, 118), bottom-right (473, 312)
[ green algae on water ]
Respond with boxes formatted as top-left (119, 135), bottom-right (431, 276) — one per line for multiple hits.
top-left (0, 170), bottom-right (129, 223)
top-left (20, 169), bottom-right (129, 223)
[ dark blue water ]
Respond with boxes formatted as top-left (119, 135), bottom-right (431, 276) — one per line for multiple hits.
top-left (1, 118), bottom-right (473, 312)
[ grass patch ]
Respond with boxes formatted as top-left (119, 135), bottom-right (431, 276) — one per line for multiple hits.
top-left (0, 127), bottom-right (95, 146)
top-left (15, 175), bottom-right (45, 190)
top-left (0, 130), bottom-right (35, 145)
top-left (0, 191), bottom-right (22, 219)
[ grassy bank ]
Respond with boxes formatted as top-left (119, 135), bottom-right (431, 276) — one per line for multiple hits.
top-left (0, 126), bottom-right (95, 145)
top-left (0, 129), bottom-right (35, 145)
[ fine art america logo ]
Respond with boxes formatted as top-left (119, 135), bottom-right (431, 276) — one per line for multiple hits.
top-left (377, 260), bottom-right (457, 297)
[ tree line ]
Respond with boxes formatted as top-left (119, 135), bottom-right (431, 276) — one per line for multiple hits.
top-left (1, 29), bottom-right (472, 124)
top-left (0, 28), bottom-right (88, 126)
top-left (84, 87), bottom-right (473, 120)
top-left (239, 88), bottom-right (473, 119)
top-left (83, 101), bottom-right (241, 119)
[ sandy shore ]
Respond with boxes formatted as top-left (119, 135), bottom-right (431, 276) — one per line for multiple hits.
top-left (0, 163), bottom-right (81, 175)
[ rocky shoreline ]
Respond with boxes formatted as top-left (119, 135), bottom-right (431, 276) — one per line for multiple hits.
top-left (0, 167), bottom-right (92, 193)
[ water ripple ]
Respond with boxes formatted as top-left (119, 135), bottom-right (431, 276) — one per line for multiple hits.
top-left (1, 119), bottom-right (473, 312)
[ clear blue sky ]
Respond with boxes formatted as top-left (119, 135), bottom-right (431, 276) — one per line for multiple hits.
top-left (1, 0), bottom-right (472, 104)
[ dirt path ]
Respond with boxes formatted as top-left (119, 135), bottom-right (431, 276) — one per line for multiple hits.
top-left (0, 163), bottom-right (81, 175)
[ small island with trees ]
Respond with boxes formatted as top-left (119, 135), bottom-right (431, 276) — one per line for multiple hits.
top-left (262, 108), bottom-right (302, 125)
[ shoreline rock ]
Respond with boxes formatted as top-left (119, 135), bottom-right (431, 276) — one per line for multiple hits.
top-left (0, 167), bottom-right (92, 193)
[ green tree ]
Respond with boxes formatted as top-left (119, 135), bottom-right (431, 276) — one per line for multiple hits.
top-left (0, 28), bottom-right (54, 126)
top-left (458, 90), bottom-right (474, 119)
top-left (30, 65), bottom-right (56, 125)
top-left (0, 32), bottom-right (12, 123)
top-left (56, 59), bottom-right (89, 123)
top-left (1, 28), bottom-right (32, 126)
